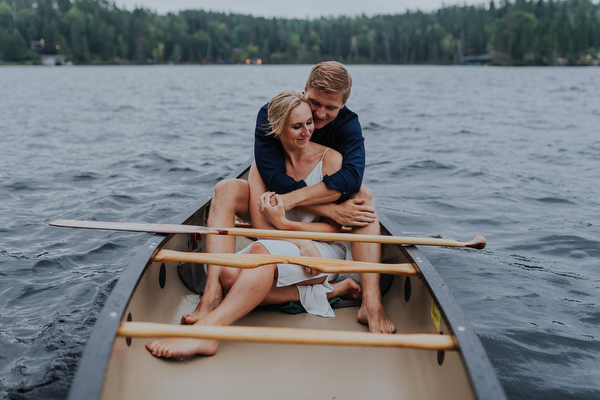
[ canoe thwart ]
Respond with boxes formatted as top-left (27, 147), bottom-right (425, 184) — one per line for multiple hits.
top-left (153, 249), bottom-right (419, 276)
top-left (117, 322), bottom-right (458, 351)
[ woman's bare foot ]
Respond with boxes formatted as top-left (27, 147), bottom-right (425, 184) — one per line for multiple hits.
top-left (180, 286), bottom-right (224, 325)
top-left (147, 318), bottom-right (220, 358)
top-left (145, 336), bottom-right (219, 359)
top-left (330, 278), bottom-right (362, 299)
top-left (357, 298), bottom-right (396, 334)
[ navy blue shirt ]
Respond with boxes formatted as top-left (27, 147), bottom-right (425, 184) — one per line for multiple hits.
top-left (254, 103), bottom-right (365, 202)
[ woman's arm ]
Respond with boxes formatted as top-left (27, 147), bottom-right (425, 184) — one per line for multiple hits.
top-left (249, 159), bottom-right (342, 234)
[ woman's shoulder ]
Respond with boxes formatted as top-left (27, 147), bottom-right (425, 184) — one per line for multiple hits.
top-left (309, 142), bottom-right (341, 161)
top-left (320, 146), bottom-right (342, 175)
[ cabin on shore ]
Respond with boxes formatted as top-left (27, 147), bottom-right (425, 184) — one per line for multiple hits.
top-left (41, 55), bottom-right (67, 65)
top-left (30, 39), bottom-right (67, 65)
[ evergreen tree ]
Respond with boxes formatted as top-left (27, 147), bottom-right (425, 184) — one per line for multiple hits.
top-left (0, 0), bottom-right (598, 65)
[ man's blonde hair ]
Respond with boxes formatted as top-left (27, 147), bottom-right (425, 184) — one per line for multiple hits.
top-left (305, 61), bottom-right (352, 104)
top-left (267, 90), bottom-right (307, 136)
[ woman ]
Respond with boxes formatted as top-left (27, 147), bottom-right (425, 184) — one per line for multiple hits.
top-left (146, 91), bottom-right (360, 358)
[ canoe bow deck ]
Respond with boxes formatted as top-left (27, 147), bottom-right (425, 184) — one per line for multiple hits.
top-left (67, 159), bottom-right (505, 400)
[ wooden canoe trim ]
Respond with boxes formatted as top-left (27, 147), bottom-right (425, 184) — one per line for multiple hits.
top-left (153, 249), bottom-right (419, 276)
top-left (117, 322), bottom-right (458, 351)
top-left (49, 219), bottom-right (486, 249)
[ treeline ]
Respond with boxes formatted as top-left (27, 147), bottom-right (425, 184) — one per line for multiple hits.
top-left (1, 0), bottom-right (599, 66)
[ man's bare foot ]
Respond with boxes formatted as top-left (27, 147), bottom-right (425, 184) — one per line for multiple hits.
top-left (357, 299), bottom-right (396, 334)
top-left (331, 278), bottom-right (362, 299)
top-left (145, 336), bottom-right (219, 359)
top-left (181, 285), bottom-right (224, 325)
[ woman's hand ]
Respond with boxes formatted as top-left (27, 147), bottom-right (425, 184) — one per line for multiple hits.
top-left (258, 192), bottom-right (287, 229)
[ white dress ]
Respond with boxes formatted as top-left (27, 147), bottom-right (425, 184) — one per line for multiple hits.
top-left (238, 149), bottom-right (345, 317)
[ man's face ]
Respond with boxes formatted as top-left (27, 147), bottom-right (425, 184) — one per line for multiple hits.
top-left (304, 87), bottom-right (345, 130)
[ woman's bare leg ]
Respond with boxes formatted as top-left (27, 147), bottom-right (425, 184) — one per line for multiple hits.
top-left (181, 179), bottom-right (250, 325)
top-left (146, 244), bottom-right (277, 358)
top-left (181, 161), bottom-right (274, 325)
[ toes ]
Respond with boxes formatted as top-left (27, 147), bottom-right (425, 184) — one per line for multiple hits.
top-left (146, 340), bottom-right (163, 355)
top-left (371, 319), bottom-right (396, 334)
top-left (145, 342), bottom-right (155, 353)
top-left (153, 343), bottom-right (164, 357)
top-left (181, 313), bottom-right (197, 325)
top-left (155, 342), bottom-right (170, 358)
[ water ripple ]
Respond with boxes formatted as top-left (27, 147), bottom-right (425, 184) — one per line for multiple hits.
top-left (1, 65), bottom-right (600, 400)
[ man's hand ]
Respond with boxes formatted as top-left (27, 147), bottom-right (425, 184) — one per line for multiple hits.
top-left (295, 239), bottom-right (322, 276)
top-left (271, 238), bottom-right (321, 276)
top-left (331, 198), bottom-right (376, 227)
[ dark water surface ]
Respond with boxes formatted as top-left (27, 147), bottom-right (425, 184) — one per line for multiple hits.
top-left (1, 65), bottom-right (599, 399)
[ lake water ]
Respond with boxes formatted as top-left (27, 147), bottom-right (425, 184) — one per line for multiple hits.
top-left (0, 64), bottom-right (599, 399)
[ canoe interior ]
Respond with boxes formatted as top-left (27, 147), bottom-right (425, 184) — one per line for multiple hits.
top-left (102, 220), bottom-right (473, 397)
top-left (69, 160), bottom-right (504, 400)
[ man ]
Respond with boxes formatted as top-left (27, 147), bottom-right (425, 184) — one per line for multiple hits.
top-left (182, 61), bottom-right (395, 334)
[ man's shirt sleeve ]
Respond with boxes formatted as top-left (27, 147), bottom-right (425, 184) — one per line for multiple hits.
top-left (321, 112), bottom-right (365, 202)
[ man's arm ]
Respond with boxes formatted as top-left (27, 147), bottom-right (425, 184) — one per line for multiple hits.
top-left (278, 140), bottom-right (364, 210)
top-left (279, 109), bottom-right (368, 221)
top-left (315, 108), bottom-right (365, 201)
top-left (279, 181), bottom-right (339, 210)
top-left (280, 137), bottom-right (375, 227)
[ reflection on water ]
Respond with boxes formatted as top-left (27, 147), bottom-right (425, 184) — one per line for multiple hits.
top-left (1, 65), bottom-right (599, 399)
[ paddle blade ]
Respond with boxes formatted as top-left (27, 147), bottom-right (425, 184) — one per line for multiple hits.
top-left (464, 235), bottom-right (486, 249)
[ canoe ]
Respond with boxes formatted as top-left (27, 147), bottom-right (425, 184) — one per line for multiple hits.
top-left (65, 158), bottom-right (505, 399)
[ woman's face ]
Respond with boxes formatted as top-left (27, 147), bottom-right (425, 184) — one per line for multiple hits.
top-left (278, 101), bottom-right (314, 151)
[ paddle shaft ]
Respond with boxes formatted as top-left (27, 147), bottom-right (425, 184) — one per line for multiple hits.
top-left (118, 322), bottom-right (457, 351)
top-left (49, 219), bottom-right (486, 249)
top-left (154, 249), bottom-right (418, 275)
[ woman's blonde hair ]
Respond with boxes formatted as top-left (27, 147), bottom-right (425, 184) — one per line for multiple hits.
top-left (305, 61), bottom-right (352, 104)
top-left (267, 90), bottom-right (308, 136)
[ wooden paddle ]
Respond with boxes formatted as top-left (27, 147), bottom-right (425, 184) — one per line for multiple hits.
top-left (49, 219), bottom-right (486, 249)
top-left (117, 321), bottom-right (457, 350)
top-left (154, 249), bottom-right (418, 275)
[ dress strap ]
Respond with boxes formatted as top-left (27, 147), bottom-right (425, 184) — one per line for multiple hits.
top-left (320, 148), bottom-right (330, 162)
